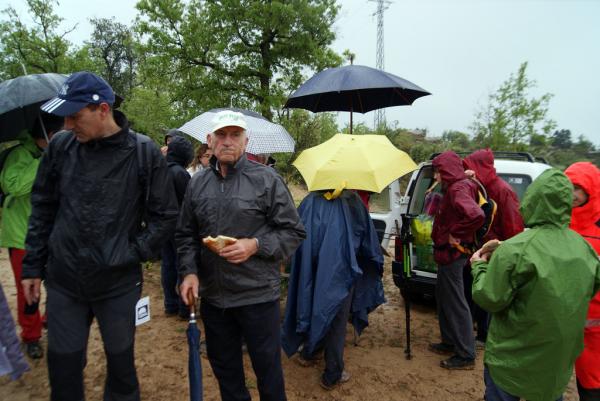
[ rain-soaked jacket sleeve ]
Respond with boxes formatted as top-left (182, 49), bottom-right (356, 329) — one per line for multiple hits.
top-left (448, 182), bottom-right (485, 241)
top-left (471, 243), bottom-right (521, 313)
top-left (1, 147), bottom-right (40, 198)
top-left (22, 142), bottom-right (59, 279)
top-left (175, 183), bottom-right (201, 278)
top-left (254, 176), bottom-right (306, 261)
top-left (132, 148), bottom-right (179, 261)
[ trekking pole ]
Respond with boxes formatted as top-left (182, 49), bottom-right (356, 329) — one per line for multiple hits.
top-left (398, 216), bottom-right (412, 360)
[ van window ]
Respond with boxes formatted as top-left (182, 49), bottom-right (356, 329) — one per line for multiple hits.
top-left (498, 174), bottom-right (532, 201)
top-left (369, 186), bottom-right (391, 213)
top-left (408, 165), bottom-right (436, 215)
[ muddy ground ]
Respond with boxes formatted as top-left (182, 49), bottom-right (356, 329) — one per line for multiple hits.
top-left (0, 247), bottom-right (580, 401)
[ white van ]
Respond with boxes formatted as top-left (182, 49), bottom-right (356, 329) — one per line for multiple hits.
top-left (369, 152), bottom-right (551, 300)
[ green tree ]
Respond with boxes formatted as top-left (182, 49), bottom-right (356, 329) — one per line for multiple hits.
top-left (135, 0), bottom-right (342, 120)
top-left (276, 110), bottom-right (337, 182)
top-left (0, 0), bottom-right (77, 79)
top-left (471, 62), bottom-right (556, 150)
top-left (551, 129), bottom-right (573, 149)
top-left (84, 18), bottom-right (141, 98)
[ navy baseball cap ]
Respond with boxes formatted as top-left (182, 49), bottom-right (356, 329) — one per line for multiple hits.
top-left (41, 71), bottom-right (115, 116)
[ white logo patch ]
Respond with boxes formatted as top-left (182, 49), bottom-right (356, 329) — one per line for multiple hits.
top-left (92, 94), bottom-right (100, 101)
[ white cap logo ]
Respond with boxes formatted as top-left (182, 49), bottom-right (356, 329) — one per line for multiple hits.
top-left (92, 94), bottom-right (100, 101)
top-left (58, 84), bottom-right (69, 96)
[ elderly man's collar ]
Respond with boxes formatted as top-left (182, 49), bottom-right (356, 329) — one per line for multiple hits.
top-left (210, 153), bottom-right (248, 176)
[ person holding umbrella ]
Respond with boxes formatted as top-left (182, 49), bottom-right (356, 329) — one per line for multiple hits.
top-left (21, 71), bottom-right (179, 401)
top-left (0, 111), bottom-right (62, 359)
top-left (177, 110), bottom-right (305, 401)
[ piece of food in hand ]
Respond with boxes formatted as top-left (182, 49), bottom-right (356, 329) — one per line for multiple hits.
top-left (202, 235), bottom-right (238, 253)
top-left (480, 239), bottom-right (502, 255)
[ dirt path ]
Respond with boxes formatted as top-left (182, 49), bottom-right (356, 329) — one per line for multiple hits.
top-left (0, 250), bottom-right (579, 401)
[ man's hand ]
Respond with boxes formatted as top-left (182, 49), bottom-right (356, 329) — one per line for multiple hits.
top-left (448, 234), bottom-right (460, 246)
top-left (470, 249), bottom-right (490, 265)
top-left (220, 238), bottom-right (258, 264)
top-left (22, 278), bottom-right (42, 305)
top-left (179, 274), bottom-right (199, 306)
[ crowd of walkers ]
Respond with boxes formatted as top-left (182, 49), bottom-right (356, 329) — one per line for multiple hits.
top-left (0, 70), bottom-right (599, 401)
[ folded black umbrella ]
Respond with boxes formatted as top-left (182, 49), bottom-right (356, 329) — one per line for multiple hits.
top-left (0, 73), bottom-right (67, 142)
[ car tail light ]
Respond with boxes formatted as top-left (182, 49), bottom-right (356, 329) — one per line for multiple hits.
top-left (394, 235), bottom-right (403, 262)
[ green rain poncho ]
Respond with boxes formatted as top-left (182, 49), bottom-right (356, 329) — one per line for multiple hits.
top-left (472, 169), bottom-right (600, 401)
top-left (0, 133), bottom-right (41, 249)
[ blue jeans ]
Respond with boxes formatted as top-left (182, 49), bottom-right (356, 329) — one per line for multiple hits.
top-left (160, 239), bottom-right (184, 314)
top-left (484, 366), bottom-right (563, 401)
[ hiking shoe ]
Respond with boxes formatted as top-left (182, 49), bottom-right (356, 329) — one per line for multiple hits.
top-left (440, 355), bottom-right (475, 370)
top-left (428, 342), bottom-right (455, 355)
top-left (25, 342), bottom-right (43, 359)
top-left (320, 371), bottom-right (351, 390)
top-left (296, 354), bottom-right (318, 367)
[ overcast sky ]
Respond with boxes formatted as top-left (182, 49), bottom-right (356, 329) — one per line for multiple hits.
top-left (4, 0), bottom-right (599, 144)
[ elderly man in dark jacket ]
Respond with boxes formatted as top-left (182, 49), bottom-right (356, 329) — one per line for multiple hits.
top-left (161, 134), bottom-right (194, 318)
top-left (428, 151), bottom-right (484, 370)
top-left (177, 110), bottom-right (306, 401)
top-left (21, 71), bottom-right (179, 401)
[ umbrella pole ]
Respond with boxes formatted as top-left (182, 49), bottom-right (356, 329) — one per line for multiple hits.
top-left (37, 112), bottom-right (49, 143)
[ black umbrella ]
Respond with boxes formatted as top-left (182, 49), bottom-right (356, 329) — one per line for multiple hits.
top-left (187, 299), bottom-right (203, 401)
top-left (284, 65), bottom-right (431, 133)
top-left (0, 73), bottom-right (67, 142)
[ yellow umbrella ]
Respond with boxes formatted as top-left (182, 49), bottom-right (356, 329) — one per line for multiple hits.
top-left (293, 134), bottom-right (417, 193)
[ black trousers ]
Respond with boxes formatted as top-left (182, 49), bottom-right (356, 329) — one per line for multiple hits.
top-left (201, 299), bottom-right (286, 401)
top-left (578, 380), bottom-right (600, 401)
top-left (436, 256), bottom-right (476, 359)
top-left (46, 286), bottom-right (141, 401)
top-left (463, 263), bottom-right (490, 341)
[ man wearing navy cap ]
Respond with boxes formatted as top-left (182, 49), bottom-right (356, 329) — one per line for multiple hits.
top-left (21, 71), bottom-right (179, 401)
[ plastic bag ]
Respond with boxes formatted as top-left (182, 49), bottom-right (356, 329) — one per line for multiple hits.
top-left (411, 215), bottom-right (433, 246)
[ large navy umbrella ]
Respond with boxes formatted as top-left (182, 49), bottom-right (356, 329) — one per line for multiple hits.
top-left (187, 302), bottom-right (203, 401)
top-left (284, 65), bottom-right (430, 133)
top-left (0, 73), bottom-right (67, 142)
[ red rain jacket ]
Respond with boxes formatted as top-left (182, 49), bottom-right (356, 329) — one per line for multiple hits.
top-left (463, 149), bottom-right (525, 241)
top-left (566, 162), bottom-right (600, 390)
top-left (431, 151), bottom-right (485, 265)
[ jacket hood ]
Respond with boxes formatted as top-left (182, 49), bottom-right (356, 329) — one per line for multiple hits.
top-left (520, 168), bottom-right (572, 228)
top-left (462, 149), bottom-right (497, 187)
top-left (432, 151), bottom-right (466, 185)
top-left (164, 128), bottom-right (184, 145)
top-left (565, 162), bottom-right (600, 231)
top-left (167, 135), bottom-right (194, 167)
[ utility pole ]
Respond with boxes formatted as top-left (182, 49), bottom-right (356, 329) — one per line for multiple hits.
top-left (370, 0), bottom-right (391, 130)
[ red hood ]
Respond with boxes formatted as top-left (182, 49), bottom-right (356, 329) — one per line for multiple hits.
top-left (462, 149), bottom-right (497, 187)
top-left (432, 151), bottom-right (466, 185)
top-left (565, 162), bottom-right (600, 232)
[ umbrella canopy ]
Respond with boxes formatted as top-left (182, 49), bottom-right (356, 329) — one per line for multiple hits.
top-left (179, 107), bottom-right (295, 154)
top-left (187, 307), bottom-right (203, 401)
top-left (293, 134), bottom-right (417, 193)
top-left (0, 73), bottom-right (67, 142)
top-left (285, 65), bottom-right (430, 113)
top-left (284, 65), bottom-right (430, 134)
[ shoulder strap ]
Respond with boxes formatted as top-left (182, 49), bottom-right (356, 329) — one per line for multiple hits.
top-left (134, 132), bottom-right (153, 204)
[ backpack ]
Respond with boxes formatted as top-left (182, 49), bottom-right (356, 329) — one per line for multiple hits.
top-left (0, 144), bottom-right (23, 207)
top-left (473, 178), bottom-right (498, 246)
